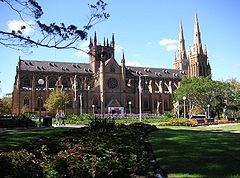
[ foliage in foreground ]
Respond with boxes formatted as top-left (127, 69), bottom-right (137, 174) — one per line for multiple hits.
top-left (0, 123), bottom-right (159, 178)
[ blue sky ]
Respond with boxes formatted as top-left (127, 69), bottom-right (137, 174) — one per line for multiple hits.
top-left (0, 0), bottom-right (240, 97)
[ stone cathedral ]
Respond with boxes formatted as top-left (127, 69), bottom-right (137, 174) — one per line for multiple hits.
top-left (12, 14), bottom-right (211, 116)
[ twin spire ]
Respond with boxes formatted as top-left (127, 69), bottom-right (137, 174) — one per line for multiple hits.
top-left (175, 13), bottom-right (207, 70)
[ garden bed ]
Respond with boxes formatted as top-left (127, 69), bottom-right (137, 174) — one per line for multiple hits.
top-left (0, 123), bottom-right (165, 178)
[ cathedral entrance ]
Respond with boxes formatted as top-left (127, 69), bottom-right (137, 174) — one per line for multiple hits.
top-left (107, 98), bottom-right (124, 114)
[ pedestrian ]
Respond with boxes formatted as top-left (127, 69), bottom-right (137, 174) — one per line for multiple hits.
top-left (60, 112), bottom-right (65, 125)
top-left (55, 112), bottom-right (60, 126)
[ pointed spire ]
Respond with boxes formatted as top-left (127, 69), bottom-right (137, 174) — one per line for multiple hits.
top-left (111, 33), bottom-right (115, 48)
top-left (121, 50), bottom-right (125, 64)
top-left (89, 36), bottom-right (93, 48)
top-left (178, 18), bottom-right (186, 58)
top-left (94, 31), bottom-right (97, 46)
top-left (179, 19), bottom-right (184, 42)
top-left (103, 37), bottom-right (106, 46)
top-left (176, 19), bottom-right (188, 70)
top-left (107, 38), bottom-right (109, 46)
top-left (194, 13), bottom-right (202, 53)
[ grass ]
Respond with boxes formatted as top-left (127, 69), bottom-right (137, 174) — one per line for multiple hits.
top-left (1, 122), bottom-right (240, 177)
top-left (149, 124), bottom-right (240, 178)
top-left (0, 127), bottom-right (71, 152)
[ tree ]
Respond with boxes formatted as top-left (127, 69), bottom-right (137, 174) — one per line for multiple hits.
top-left (44, 90), bottom-right (70, 113)
top-left (0, 98), bottom-right (12, 115)
top-left (0, 0), bottom-right (109, 52)
top-left (174, 77), bottom-right (235, 117)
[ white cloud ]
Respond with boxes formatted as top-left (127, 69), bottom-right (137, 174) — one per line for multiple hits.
top-left (159, 39), bottom-right (178, 45)
top-left (159, 38), bottom-right (178, 51)
top-left (8, 20), bottom-right (33, 35)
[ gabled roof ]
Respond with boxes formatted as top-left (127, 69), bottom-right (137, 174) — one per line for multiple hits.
top-left (18, 59), bottom-right (187, 79)
top-left (19, 59), bottom-right (93, 74)
top-left (106, 98), bottom-right (122, 107)
top-left (126, 66), bottom-right (187, 79)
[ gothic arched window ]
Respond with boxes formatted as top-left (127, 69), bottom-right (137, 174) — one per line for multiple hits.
top-left (48, 77), bottom-right (57, 88)
top-left (24, 96), bottom-right (30, 106)
top-left (62, 77), bottom-right (71, 88)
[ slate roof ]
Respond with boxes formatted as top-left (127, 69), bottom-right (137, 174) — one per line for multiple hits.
top-left (19, 59), bottom-right (92, 74)
top-left (18, 59), bottom-right (187, 79)
top-left (126, 66), bottom-right (187, 79)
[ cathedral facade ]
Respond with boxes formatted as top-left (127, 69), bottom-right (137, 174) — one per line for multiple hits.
top-left (12, 14), bottom-right (211, 116)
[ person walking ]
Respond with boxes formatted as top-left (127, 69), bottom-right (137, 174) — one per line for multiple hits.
top-left (60, 112), bottom-right (65, 125)
top-left (55, 112), bottom-right (60, 126)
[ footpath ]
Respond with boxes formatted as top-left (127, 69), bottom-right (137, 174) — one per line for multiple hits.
top-left (0, 124), bottom-right (86, 133)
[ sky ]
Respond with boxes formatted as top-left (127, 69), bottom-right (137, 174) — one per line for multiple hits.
top-left (0, 0), bottom-right (240, 97)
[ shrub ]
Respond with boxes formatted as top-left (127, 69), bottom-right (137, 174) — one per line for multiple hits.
top-left (215, 119), bottom-right (229, 125)
top-left (64, 114), bottom-right (91, 125)
top-left (158, 118), bottom-right (197, 127)
top-left (0, 150), bottom-right (43, 178)
top-left (162, 111), bottom-right (177, 119)
top-left (0, 123), bottom-right (160, 177)
top-left (88, 116), bottom-right (115, 132)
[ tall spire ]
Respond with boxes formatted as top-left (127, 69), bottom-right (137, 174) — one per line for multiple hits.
top-left (176, 19), bottom-right (188, 70)
top-left (178, 19), bottom-right (186, 58)
top-left (194, 13), bottom-right (202, 53)
top-left (111, 33), bottom-right (115, 48)
top-left (94, 31), bottom-right (97, 46)
top-left (89, 36), bottom-right (93, 48)
top-left (121, 50), bottom-right (125, 64)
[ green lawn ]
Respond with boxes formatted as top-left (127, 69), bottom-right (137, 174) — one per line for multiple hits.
top-left (0, 127), bottom-right (71, 152)
top-left (149, 124), bottom-right (240, 178)
top-left (1, 123), bottom-right (240, 177)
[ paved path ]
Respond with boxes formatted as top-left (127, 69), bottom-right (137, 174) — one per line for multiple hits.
top-left (52, 124), bottom-right (87, 128)
top-left (206, 122), bottom-right (240, 128)
top-left (0, 124), bottom-right (87, 133)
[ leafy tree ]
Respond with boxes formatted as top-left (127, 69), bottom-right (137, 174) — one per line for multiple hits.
top-left (0, 0), bottom-right (109, 52)
top-left (174, 77), bottom-right (235, 117)
top-left (225, 78), bottom-right (240, 117)
top-left (0, 98), bottom-right (12, 115)
top-left (44, 90), bottom-right (70, 113)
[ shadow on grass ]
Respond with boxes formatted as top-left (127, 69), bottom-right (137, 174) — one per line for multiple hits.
top-left (0, 128), bottom-right (71, 152)
top-left (149, 128), bottom-right (240, 178)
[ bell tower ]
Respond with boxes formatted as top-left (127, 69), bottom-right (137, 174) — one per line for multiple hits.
top-left (89, 32), bottom-right (115, 73)
top-left (188, 14), bottom-right (211, 77)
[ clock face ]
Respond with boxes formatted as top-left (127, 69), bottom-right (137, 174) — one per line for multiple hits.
top-left (107, 78), bottom-right (118, 89)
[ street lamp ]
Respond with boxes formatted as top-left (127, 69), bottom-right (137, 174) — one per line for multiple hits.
top-left (79, 93), bottom-right (83, 115)
top-left (176, 101), bottom-right (180, 118)
top-left (128, 101), bottom-right (132, 114)
top-left (207, 104), bottom-right (210, 118)
top-left (183, 96), bottom-right (186, 118)
top-left (157, 101), bottom-right (161, 113)
top-left (38, 78), bottom-right (44, 124)
top-left (92, 104), bottom-right (95, 114)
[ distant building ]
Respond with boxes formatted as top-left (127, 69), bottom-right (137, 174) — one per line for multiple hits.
top-left (12, 14), bottom-right (211, 116)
